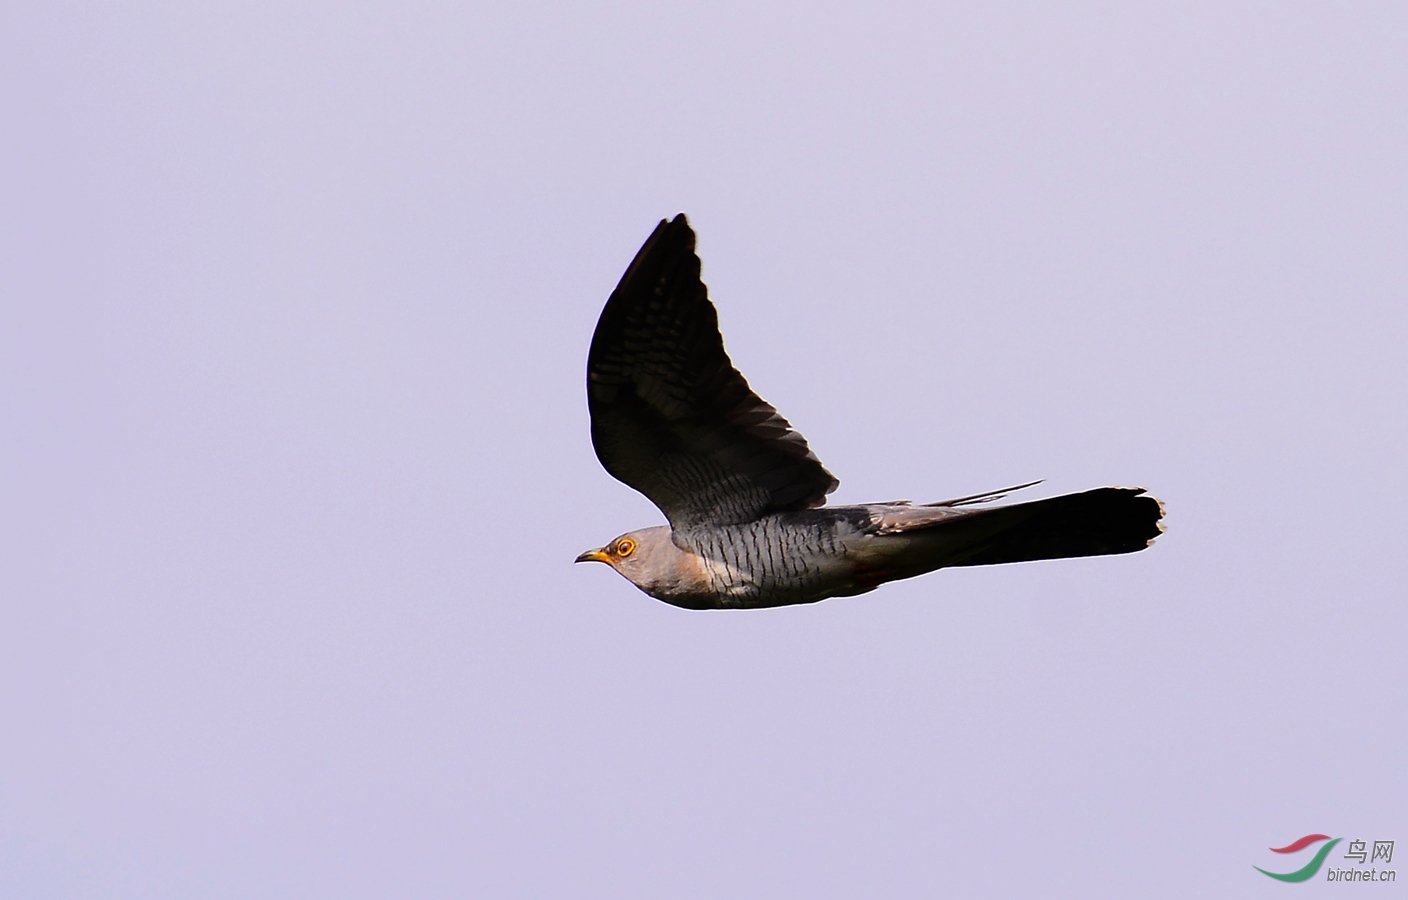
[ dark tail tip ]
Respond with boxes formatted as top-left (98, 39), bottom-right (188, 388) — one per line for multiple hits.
top-left (952, 487), bottom-right (1165, 567)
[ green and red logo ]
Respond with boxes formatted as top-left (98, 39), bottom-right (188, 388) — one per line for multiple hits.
top-left (1255, 834), bottom-right (1341, 882)
top-left (1256, 834), bottom-right (1397, 883)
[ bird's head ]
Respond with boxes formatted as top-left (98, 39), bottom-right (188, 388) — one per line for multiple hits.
top-left (574, 526), bottom-right (710, 605)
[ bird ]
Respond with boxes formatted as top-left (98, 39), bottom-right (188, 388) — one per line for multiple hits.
top-left (576, 214), bottom-right (1164, 610)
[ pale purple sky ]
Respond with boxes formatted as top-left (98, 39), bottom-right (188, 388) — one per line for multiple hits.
top-left (2, 3), bottom-right (1404, 897)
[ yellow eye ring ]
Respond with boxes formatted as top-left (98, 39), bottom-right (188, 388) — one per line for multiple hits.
top-left (616, 539), bottom-right (635, 557)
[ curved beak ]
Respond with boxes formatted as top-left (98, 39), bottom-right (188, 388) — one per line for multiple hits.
top-left (575, 547), bottom-right (611, 564)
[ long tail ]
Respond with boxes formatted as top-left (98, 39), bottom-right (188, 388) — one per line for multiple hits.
top-left (883, 487), bottom-right (1165, 568)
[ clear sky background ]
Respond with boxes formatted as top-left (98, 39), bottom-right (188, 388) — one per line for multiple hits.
top-left (3, 3), bottom-right (1404, 897)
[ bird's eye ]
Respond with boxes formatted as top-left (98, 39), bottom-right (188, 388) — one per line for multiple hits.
top-left (616, 539), bottom-right (635, 557)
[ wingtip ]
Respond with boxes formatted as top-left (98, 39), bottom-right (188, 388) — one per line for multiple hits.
top-left (926, 479), bottom-right (1044, 508)
top-left (661, 212), bottom-right (693, 239)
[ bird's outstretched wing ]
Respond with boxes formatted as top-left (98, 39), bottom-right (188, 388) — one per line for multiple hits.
top-left (586, 214), bottom-right (839, 528)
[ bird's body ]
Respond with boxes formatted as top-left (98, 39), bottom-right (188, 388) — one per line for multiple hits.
top-left (576, 214), bottom-right (1164, 609)
top-left (630, 509), bottom-right (869, 610)
top-left (593, 490), bottom-right (1159, 610)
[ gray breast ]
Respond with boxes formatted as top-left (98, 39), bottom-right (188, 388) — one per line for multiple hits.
top-left (675, 508), bottom-right (875, 606)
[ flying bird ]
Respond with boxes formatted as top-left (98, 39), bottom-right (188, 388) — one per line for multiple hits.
top-left (576, 214), bottom-right (1164, 609)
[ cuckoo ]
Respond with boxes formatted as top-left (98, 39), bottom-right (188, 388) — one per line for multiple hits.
top-left (576, 214), bottom-right (1164, 609)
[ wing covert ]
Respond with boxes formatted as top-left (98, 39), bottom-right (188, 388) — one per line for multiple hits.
top-left (586, 214), bottom-right (838, 528)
